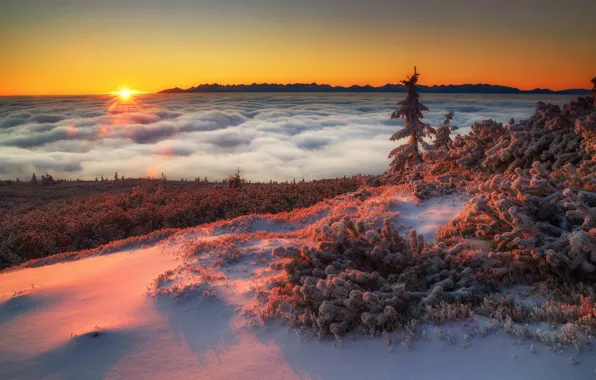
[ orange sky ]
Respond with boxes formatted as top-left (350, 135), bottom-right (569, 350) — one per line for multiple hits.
top-left (1, 0), bottom-right (595, 95)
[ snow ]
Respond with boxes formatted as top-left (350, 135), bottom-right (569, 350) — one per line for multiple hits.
top-left (390, 192), bottom-right (469, 240)
top-left (1, 188), bottom-right (595, 380)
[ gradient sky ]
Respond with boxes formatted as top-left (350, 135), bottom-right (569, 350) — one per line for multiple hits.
top-left (1, 0), bottom-right (595, 95)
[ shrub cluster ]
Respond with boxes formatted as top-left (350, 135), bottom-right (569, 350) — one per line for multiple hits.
top-left (436, 163), bottom-right (596, 279)
top-left (0, 177), bottom-right (362, 269)
top-left (255, 78), bottom-right (596, 340)
top-left (256, 211), bottom-right (596, 340)
top-left (384, 78), bottom-right (596, 198)
top-left (259, 216), bottom-right (495, 338)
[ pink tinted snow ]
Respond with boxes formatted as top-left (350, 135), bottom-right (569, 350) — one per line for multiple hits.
top-left (0, 189), bottom-right (593, 380)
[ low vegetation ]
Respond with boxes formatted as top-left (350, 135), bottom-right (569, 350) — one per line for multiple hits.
top-left (250, 73), bottom-right (596, 344)
top-left (0, 177), bottom-right (362, 269)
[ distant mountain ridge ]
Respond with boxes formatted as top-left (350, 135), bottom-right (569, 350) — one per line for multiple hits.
top-left (158, 83), bottom-right (589, 95)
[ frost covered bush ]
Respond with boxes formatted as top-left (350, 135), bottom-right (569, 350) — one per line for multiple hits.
top-left (256, 213), bottom-right (596, 339)
top-left (450, 119), bottom-right (507, 171)
top-left (431, 111), bottom-right (458, 150)
top-left (436, 162), bottom-right (596, 279)
top-left (480, 99), bottom-right (591, 173)
top-left (258, 216), bottom-right (495, 337)
top-left (256, 77), bottom-right (596, 339)
top-left (445, 80), bottom-right (595, 176)
top-left (384, 78), bottom-right (595, 200)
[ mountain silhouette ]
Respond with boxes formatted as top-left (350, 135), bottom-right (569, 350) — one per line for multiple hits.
top-left (158, 83), bottom-right (589, 95)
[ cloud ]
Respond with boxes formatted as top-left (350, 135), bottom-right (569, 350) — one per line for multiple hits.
top-left (1, 128), bottom-right (71, 148)
top-left (122, 111), bottom-right (248, 144)
top-left (126, 121), bottom-right (179, 144)
top-left (295, 136), bottom-right (333, 150)
top-left (0, 92), bottom-right (579, 181)
top-left (0, 149), bottom-right (85, 176)
top-left (35, 160), bottom-right (83, 172)
top-left (0, 116), bottom-right (29, 128)
top-left (29, 114), bottom-right (66, 123)
top-left (205, 129), bottom-right (252, 148)
top-left (28, 123), bottom-right (59, 133)
top-left (152, 140), bottom-right (197, 157)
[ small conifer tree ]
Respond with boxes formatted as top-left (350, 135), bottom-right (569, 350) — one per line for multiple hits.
top-left (41, 173), bottom-right (55, 185)
top-left (432, 111), bottom-right (458, 149)
top-left (31, 173), bottom-right (37, 184)
top-left (387, 67), bottom-right (434, 173)
top-left (228, 168), bottom-right (242, 189)
top-left (591, 77), bottom-right (596, 109)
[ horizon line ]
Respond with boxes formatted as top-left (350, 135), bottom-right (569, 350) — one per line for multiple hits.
top-left (0, 81), bottom-right (590, 97)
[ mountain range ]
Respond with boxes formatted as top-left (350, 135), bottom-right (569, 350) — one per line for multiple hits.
top-left (158, 83), bottom-right (589, 95)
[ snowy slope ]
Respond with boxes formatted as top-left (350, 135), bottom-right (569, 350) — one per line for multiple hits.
top-left (1, 187), bottom-right (594, 380)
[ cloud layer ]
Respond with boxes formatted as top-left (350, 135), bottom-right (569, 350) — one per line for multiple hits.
top-left (0, 93), bottom-right (577, 181)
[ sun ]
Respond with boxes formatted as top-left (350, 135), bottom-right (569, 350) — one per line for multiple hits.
top-left (111, 87), bottom-right (139, 101)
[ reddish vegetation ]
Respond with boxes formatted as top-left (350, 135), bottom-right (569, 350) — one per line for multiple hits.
top-left (252, 75), bottom-right (596, 339)
top-left (0, 178), bottom-right (362, 269)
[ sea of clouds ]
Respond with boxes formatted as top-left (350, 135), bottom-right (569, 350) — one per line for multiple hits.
top-left (0, 92), bottom-right (578, 181)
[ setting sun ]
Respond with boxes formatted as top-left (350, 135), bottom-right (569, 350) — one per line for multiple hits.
top-left (111, 87), bottom-right (139, 101)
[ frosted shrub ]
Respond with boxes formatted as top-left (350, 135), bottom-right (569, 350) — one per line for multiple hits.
top-left (436, 162), bottom-right (596, 278)
top-left (255, 78), bottom-right (596, 340)
top-left (258, 215), bottom-right (494, 337)
top-left (432, 111), bottom-right (458, 150)
top-left (383, 78), bottom-right (595, 202)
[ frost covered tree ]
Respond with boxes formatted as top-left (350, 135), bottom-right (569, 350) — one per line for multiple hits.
top-left (592, 77), bottom-right (596, 109)
top-left (432, 111), bottom-right (458, 150)
top-left (388, 67), bottom-right (434, 173)
top-left (228, 167), bottom-right (242, 189)
top-left (41, 173), bottom-right (55, 185)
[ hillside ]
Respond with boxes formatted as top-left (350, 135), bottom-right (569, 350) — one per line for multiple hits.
top-left (0, 178), bottom-right (362, 269)
top-left (1, 187), bottom-right (593, 380)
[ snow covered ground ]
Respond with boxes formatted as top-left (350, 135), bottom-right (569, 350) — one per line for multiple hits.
top-left (1, 187), bottom-right (594, 380)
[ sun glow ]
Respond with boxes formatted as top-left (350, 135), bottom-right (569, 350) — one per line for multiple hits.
top-left (111, 87), bottom-right (139, 101)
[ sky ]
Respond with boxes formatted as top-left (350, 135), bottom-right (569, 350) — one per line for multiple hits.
top-left (1, 0), bottom-right (595, 95)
